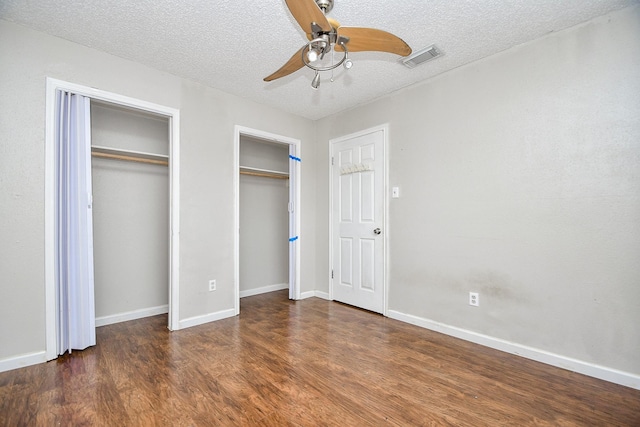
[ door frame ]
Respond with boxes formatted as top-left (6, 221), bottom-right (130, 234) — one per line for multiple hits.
top-left (44, 78), bottom-right (181, 360)
top-left (329, 124), bottom-right (389, 315)
top-left (233, 126), bottom-right (301, 314)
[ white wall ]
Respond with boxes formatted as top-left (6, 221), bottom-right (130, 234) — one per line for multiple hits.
top-left (91, 102), bottom-right (169, 319)
top-left (0, 20), bottom-right (316, 363)
top-left (239, 137), bottom-right (289, 294)
top-left (316, 6), bottom-right (640, 376)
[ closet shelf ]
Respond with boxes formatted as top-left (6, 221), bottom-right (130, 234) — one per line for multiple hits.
top-left (91, 145), bottom-right (169, 166)
top-left (240, 166), bottom-right (289, 180)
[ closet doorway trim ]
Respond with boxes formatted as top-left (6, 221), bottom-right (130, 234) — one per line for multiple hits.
top-left (45, 78), bottom-right (181, 360)
top-left (234, 126), bottom-right (301, 314)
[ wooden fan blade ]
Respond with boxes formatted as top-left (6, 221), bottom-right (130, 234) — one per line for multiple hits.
top-left (264, 47), bottom-right (305, 82)
top-left (285, 0), bottom-right (332, 34)
top-left (336, 27), bottom-right (412, 56)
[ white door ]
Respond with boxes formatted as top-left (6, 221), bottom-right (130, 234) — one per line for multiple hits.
top-left (331, 126), bottom-right (386, 313)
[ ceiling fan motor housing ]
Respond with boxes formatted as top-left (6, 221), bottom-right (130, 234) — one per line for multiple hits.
top-left (315, 0), bottom-right (334, 13)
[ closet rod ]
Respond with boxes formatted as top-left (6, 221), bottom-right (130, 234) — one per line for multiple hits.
top-left (240, 170), bottom-right (289, 180)
top-left (91, 150), bottom-right (169, 166)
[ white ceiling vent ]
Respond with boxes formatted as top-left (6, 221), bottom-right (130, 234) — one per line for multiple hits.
top-left (401, 45), bottom-right (443, 68)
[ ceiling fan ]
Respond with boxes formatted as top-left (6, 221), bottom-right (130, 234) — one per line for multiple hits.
top-left (264, 0), bottom-right (412, 89)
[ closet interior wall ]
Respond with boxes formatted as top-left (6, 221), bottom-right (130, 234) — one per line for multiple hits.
top-left (90, 101), bottom-right (170, 323)
top-left (239, 136), bottom-right (289, 296)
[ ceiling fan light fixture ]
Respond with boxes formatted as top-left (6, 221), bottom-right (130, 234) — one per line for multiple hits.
top-left (302, 38), bottom-right (349, 72)
top-left (343, 57), bottom-right (353, 70)
top-left (307, 48), bottom-right (319, 63)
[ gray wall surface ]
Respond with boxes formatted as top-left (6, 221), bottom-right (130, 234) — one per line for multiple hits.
top-left (239, 137), bottom-right (289, 293)
top-left (0, 19), bottom-right (316, 361)
top-left (91, 102), bottom-right (169, 318)
top-left (315, 7), bottom-right (640, 374)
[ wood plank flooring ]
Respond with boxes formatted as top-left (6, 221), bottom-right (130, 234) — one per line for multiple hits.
top-left (1, 290), bottom-right (639, 426)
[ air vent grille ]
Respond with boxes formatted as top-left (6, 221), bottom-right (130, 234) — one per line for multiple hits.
top-left (402, 45), bottom-right (443, 68)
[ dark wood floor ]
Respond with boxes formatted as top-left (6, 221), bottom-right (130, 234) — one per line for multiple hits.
top-left (1, 290), bottom-right (639, 426)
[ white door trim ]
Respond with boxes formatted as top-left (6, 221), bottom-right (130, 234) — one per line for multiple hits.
top-left (329, 124), bottom-right (389, 315)
top-left (45, 77), bottom-right (181, 360)
top-left (233, 126), bottom-right (301, 314)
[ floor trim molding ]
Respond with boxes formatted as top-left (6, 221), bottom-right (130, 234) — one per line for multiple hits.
top-left (387, 310), bottom-right (640, 390)
top-left (95, 305), bottom-right (169, 327)
top-left (299, 290), bottom-right (330, 300)
top-left (178, 308), bottom-right (236, 330)
top-left (240, 283), bottom-right (288, 298)
top-left (0, 351), bottom-right (47, 373)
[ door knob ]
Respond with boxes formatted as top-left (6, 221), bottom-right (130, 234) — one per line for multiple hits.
top-left (373, 228), bottom-right (381, 235)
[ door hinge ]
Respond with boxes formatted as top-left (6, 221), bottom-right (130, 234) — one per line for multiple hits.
top-left (331, 156), bottom-right (334, 166)
top-left (331, 269), bottom-right (334, 279)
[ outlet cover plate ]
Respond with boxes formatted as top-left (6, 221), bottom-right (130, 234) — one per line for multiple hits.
top-left (469, 292), bottom-right (479, 306)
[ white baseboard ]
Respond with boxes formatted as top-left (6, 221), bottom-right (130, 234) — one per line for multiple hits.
top-left (240, 283), bottom-right (289, 298)
top-left (178, 308), bottom-right (236, 330)
top-left (299, 290), bottom-right (330, 300)
top-left (387, 310), bottom-right (640, 391)
top-left (0, 351), bottom-right (47, 373)
top-left (95, 304), bottom-right (169, 327)
top-left (313, 291), bottom-right (330, 300)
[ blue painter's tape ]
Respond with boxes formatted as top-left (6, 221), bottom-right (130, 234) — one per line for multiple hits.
top-left (289, 155), bottom-right (301, 162)
top-left (289, 236), bottom-right (299, 242)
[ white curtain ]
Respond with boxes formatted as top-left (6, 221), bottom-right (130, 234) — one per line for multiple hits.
top-left (55, 90), bottom-right (96, 355)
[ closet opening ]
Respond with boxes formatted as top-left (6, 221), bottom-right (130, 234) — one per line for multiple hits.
top-left (44, 78), bottom-right (181, 361)
top-left (90, 101), bottom-right (170, 328)
top-left (234, 126), bottom-right (301, 314)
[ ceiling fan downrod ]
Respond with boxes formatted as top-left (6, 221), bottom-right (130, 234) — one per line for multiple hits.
top-left (315, 0), bottom-right (334, 14)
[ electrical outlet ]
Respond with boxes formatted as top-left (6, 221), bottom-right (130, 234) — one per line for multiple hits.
top-left (469, 292), bottom-right (479, 307)
top-left (209, 280), bottom-right (216, 291)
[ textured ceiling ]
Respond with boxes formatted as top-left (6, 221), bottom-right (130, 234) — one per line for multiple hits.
top-left (1, 0), bottom-right (637, 120)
